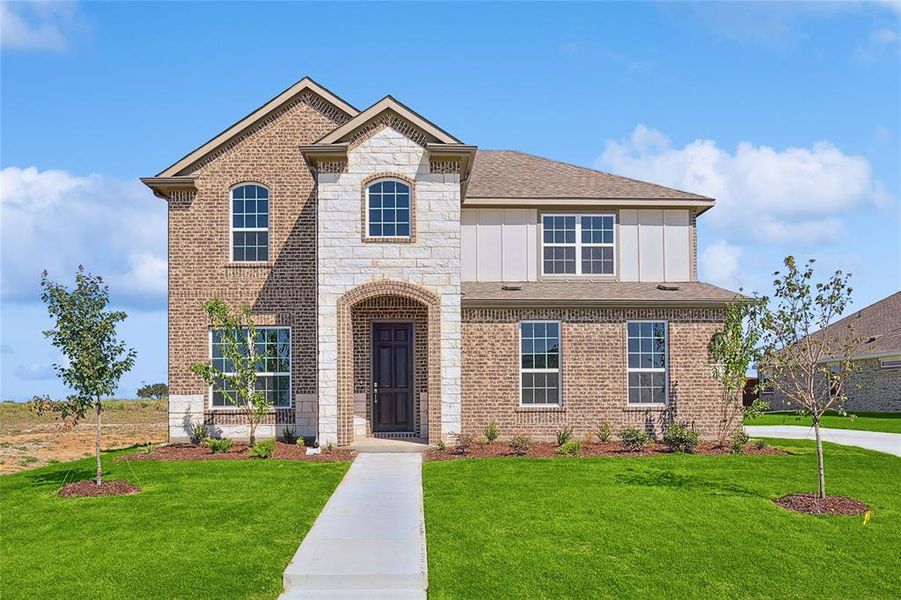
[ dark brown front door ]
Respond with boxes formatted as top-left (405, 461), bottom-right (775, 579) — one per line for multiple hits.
top-left (372, 322), bottom-right (414, 433)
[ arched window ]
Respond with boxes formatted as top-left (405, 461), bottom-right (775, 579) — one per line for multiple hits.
top-left (366, 179), bottom-right (411, 238)
top-left (230, 184), bottom-right (269, 262)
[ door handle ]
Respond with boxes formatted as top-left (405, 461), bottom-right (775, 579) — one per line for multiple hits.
top-left (373, 381), bottom-right (378, 403)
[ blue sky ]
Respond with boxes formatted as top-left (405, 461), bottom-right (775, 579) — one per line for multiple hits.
top-left (2, 1), bottom-right (899, 400)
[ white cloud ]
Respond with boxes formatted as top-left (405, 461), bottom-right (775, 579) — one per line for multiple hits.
top-left (0, 1), bottom-right (84, 52)
top-left (699, 240), bottom-right (743, 290)
top-left (0, 166), bottom-right (166, 309)
top-left (13, 361), bottom-right (56, 380)
top-left (855, 27), bottom-right (901, 62)
top-left (597, 125), bottom-right (890, 243)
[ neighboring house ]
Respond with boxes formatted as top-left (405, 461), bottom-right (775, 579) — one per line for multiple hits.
top-left (762, 291), bottom-right (901, 413)
top-left (142, 77), bottom-right (741, 445)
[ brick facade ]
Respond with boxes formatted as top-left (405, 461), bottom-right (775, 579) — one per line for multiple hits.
top-left (167, 92), bottom-right (351, 438)
top-left (461, 307), bottom-right (728, 440)
top-left (766, 358), bottom-right (901, 413)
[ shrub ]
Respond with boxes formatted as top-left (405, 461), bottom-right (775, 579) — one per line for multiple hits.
top-left (509, 434), bottom-right (532, 456)
top-left (663, 423), bottom-right (700, 453)
top-left (301, 436), bottom-right (317, 448)
top-left (323, 441), bottom-right (335, 454)
top-left (555, 425), bottom-right (574, 447)
top-left (453, 433), bottom-right (474, 454)
top-left (250, 438), bottom-right (276, 459)
top-left (595, 420), bottom-right (612, 443)
top-left (558, 440), bottom-right (581, 456)
top-left (281, 426), bottom-right (298, 444)
top-left (483, 419), bottom-right (500, 443)
top-left (730, 430), bottom-right (750, 454)
top-left (754, 438), bottom-right (767, 450)
top-left (619, 427), bottom-right (650, 452)
top-left (204, 437), bottom-right (233, 453)
top-left (189, 422), bottom-right (208, 445)
top-left (435, 439), bottom-right (446, 452)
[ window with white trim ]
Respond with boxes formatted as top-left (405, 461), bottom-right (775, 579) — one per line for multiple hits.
top-left (520, 321), bottom-right (561, 405)
top-left (366, 179), bottom-right (411, 238)
top-left (210, 327), bottom-right (290, 407)
top-left (231, 184), bottom-right (269, 262)
top-left (542, 214), bottom-right (615, 276)
top-left (627, 321), bottom-right (667, 404)
top-left (880, 358), bottom-right (901, 369)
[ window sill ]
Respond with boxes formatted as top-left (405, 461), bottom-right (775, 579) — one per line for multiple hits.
top-left (362, 236), bottom-right (415, 244)
top-left (225, 262), bottom-right (273, 269)
top-left (207, 406), bottom-right (293, 412)
top-left (623, 404), bottom-right (667, 412)
top-left (514, 405), bottom-right (566, 413)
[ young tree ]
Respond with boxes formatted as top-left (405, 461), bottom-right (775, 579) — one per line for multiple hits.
top-left (755, 257), bottom-right (860, 499)
top-left (34, 267), bottom-right (136, 485)
top-left (190, 299), bottom-right (271, 446)
top-left (708, 300), bottom-right (768, 446)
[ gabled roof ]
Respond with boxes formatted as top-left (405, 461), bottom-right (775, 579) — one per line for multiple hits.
top-left (154, 77), bottom-right (358, 178)
top-left (465, 150), bottom-right (714, 209)
top-left (806, 291), bottom-right (901, 360)
top-left (315, 95), bottom-right (461, 145)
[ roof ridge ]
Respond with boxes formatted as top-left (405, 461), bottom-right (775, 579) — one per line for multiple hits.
top-left (475, 149), bottom-right (712, 200)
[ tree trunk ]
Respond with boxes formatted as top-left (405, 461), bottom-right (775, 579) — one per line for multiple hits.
top-left (95, 398), bottom-right (103, 485)
top-left (813, 416), bottom-right (826, 499)
top-left (249, 415), bottom-right (256, 447)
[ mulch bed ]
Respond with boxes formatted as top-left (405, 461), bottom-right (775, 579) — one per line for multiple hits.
top-left (60, 480), bottom-right (141, 498)
top-left (118, 442), bottom-right (356, 463)
top-left (774, 493), bottom-right (869, 516)
top-left (424, 440), bottom-right (787, 461)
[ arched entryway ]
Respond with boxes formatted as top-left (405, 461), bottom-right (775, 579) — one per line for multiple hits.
top-left (335, 280), bottom-right (441, 445)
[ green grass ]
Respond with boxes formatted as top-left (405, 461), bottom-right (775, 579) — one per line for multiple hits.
top-left (745, 411), bottom-right (901, 433)
top-left (1, 450), bottom-right (349, 599)
top-left (424, 441), bottom-right (901, 599)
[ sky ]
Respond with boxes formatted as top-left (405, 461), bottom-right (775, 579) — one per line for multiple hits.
top-left (1, 1), bottom-right (899, 401)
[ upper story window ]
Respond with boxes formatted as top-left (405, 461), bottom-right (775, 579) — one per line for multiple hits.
top-left (231, 184), bottom-right (269, 262)
top-left (627, 321), bottom-right (667, 405)
top-left (520, 321), bottom-right (561, 405)
top-left (366, 179), bottom-right (411, 238)
top-left (542, 214), bottom-right (615, 276)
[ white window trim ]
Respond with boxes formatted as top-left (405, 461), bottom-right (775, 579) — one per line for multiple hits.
top-left (541, 213), bottom-right (617, 277)
top-left (207, 326), bottom-right (292, 409)
top-left (518, 319), bottom-right (563, 407)
top-left (364, 177), bottom-right (412, 240)
top-left (626, 319), bottom-right (668, 407)
top-left (229, 183), bottom-right (270, 263)
top-left (880, 357), bottom-right (901, 369)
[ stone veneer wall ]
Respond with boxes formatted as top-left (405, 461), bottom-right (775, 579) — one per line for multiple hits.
top-left (351, 296), bottom-right (429, 436)
top-left (317, 125), bottom-right (462, 445)
top-left (766, 358), bottom-right (901, 413)
top-left (167, 93), bottom-right (350, 440)
top-left (461, 307), bottom-right (727, 440)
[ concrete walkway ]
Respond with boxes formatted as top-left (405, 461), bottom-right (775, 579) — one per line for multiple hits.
top-left (280, 453), bottom-right (427, 599)
top-left (745, 425), bottom-right (901, 457)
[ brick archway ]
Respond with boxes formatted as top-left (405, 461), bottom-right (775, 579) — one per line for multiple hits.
top-left (336, 280), bottom-right (442, 445)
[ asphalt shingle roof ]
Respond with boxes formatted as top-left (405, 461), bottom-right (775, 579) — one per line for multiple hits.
top-left (462, 281), bottom-right (743, 306)
top-left (808, 291), bottom-right (901, 359)
top-left (467, 150), bottom-right (711, 201)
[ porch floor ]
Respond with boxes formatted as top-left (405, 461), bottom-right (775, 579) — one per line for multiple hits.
top-left (350, 437), bottom-right (429, 453)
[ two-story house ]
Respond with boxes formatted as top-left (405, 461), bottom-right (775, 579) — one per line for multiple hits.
top-left (142, 77), bottom-right (740, 446)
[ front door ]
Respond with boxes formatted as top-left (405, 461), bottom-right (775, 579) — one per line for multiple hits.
top-left (372, 322), bottom-right (414, 433)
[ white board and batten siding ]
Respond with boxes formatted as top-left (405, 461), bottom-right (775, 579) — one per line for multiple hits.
top-left (462, 208), bottom-right (692, 282)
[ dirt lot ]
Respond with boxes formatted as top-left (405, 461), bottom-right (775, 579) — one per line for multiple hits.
top-left (0, 399), bottom-right (167, 474)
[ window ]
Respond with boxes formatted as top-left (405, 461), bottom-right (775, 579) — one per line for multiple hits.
top-left (231, 184), bottom-right (269, 262)
top-left (520, 321), bottom-right (561, 405)
top-left (366, 179), bottom-right (411, 238)
top-left (880, 358), bottom-right (901, 369)
top-left (210, 327), bottom-right (290, 407)
top-left (627, 321), bottom-right (667, 404)
top-left (542, 214), bottom-right (615, 276)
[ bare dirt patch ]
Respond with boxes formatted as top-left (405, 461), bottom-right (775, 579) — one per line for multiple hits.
top-left (119, 441), bottom-right (356, 463)
top-left (0, 400), bottom-right (167, 474)
top-left (59, 480), bottom-right (141, 498)
top-left (774, 493), bottom-right (869, 516)
top-left (425, 440), bottom-right (787, 461)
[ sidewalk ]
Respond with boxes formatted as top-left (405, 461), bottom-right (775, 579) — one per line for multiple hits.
top-left (744, 425), bottom-right (901, 457)
top-left (280, 453), bottom-right (427, 599)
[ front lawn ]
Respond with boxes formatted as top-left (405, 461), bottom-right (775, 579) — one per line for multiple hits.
top-left (1, 450), bottom-right (349, 599)
top-left (745, 411), bottom-right (901, 433)
top-left (424, 440), bottom-right (901, 599)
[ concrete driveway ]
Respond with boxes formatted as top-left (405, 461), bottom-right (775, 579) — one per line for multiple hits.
top-left (744, 426), bottom-right (901, 457)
